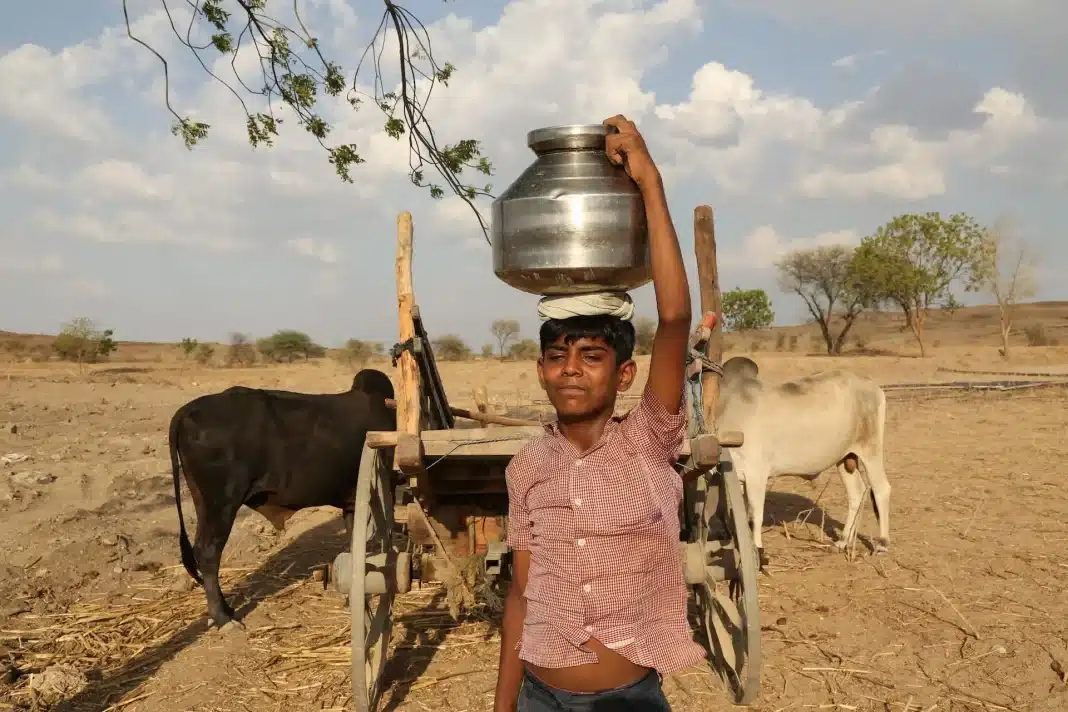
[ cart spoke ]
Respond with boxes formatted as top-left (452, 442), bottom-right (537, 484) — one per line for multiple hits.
top-left (352, 445), bottom-right (403, 712)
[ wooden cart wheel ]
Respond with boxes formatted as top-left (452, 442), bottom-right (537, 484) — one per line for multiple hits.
top-left (694, 450), bottom-right (761, 704)
top-left (351, 444), bottom-right (398, 712)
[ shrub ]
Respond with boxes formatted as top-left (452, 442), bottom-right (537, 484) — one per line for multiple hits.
top-left (434, 335), bottom-right (471, 361)
top-left (257, 330), bottom-right (324, 362)
top-left (180, 337), bottom-right (198, 359)
top-left (53, 317), bottom-right (116, 363)
top-left (339, 338), bottom-right (374, 367)
top-left (1024, 324), bottom-right (1057, 346)
top-left (226, 332), bottom-right (257, 366)
top-left (508, 339), bottom-right (539, 360)
top-left (194, 343), bottom-right (215, 365)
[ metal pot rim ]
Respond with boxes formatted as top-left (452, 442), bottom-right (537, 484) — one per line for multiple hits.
top-left (527, 124), bottom-right (610, 153)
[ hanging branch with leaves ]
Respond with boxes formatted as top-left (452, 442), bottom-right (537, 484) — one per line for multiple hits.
top-left (122, 0), bottom-right (493, 240)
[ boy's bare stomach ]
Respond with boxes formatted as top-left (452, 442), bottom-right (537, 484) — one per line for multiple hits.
top-left (525, 637), bottom-right (651, 693)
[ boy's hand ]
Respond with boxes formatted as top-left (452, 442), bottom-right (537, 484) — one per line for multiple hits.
top-left (603, 114), bottom-right (660, 188)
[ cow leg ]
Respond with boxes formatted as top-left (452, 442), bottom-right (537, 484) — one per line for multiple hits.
top-left (739, 461), bottom-right (769, 569)
top-left (342, 508), bottom-right (355, 542)
top-left (194, 499), bottom-right (242, 628)
top-left (832, 457), bottom-right (865, 554)
top-left (860, 454), bottom-right (891, 554)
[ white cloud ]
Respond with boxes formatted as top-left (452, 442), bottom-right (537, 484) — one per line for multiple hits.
top-left (0, 44), bottom-right (111, 142)
top-left (831, 49), bottom-right (886, 72)
top-left (79, 160), bottom-right (176, 200)
top-left (723, 226), bottom-right (859, 270)
top-left (0, 0), bottom-right (1063, 343)
top-left (287, 237), bottom-right (341, 265)
top-left (654, 61), bottom-right (846, 192)
top-left (795, 87), bottom-right (1044, 200)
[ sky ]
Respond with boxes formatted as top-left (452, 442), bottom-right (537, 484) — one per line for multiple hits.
top-left (2, 0), bottom-right (1066, 350)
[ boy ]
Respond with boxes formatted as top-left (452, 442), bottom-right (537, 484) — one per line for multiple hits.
top-left (493, 115), bottom-right (705, 711)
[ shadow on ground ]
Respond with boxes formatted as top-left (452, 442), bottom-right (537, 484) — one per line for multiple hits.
top-left (765, 489), bottom-right (881, 553)
top-left (764, 490), bottom-right (843, 543)
top-left (51, 517), bottom-right (350, 712)
top-left (380, 588), bottom-right (503, 711)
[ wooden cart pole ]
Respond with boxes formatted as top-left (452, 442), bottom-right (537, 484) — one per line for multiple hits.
top-left (694, 205), bottom-right (723, 431)
top-left (395, 212), bottom-right (422, 472)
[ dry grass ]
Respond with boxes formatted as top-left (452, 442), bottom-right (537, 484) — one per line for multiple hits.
top-left (1, 306), bottom-right (1068, 711)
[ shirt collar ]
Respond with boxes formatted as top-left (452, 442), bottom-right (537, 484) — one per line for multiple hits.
top-left (543, 412), bottom-right (627, 456)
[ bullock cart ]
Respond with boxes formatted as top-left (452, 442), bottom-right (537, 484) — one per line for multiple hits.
top-left (326, 210), bottom-right (761, 711)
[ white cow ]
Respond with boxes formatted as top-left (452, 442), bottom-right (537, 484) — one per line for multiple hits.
top-left (715, 356), bottom-right (891, 563)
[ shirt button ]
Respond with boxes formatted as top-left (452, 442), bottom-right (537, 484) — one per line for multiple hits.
top-left (574, 498), bottom-right (582, 507)
top-left (585, 625), bottom-right (593, 633)
top-left (583, 584), bottom-right (591, 593)
top-left (575, 459), bottom-right (584, 467)
top-left (577, 539), bottom-right (585, 547)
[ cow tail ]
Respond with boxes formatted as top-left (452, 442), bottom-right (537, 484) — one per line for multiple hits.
top-left (170, 410), bottom-right (203, 586)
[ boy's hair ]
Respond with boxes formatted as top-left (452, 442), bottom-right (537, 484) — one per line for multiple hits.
top-left (539, 315), bottom-right (636, 364)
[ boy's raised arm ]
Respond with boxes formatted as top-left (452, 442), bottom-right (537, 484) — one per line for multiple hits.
top-left (603, 115), bottom-right (691, 413)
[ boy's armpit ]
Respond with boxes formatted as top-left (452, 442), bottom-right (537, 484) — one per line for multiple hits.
top-left (623, 381), bottom-right (687, 459)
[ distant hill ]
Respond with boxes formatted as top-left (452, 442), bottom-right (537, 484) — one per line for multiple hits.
top-left (719, 301), bottom-right (1068, 354)
top-left (3, 301), bottom-right (1068, 362)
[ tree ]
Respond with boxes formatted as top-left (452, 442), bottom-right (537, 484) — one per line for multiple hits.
top-left (53, 317), bottom-right (117, 364)
top-left (124, 0), bottom-right (493, 238)
top-left (507, 339), bottom-right (539, 361)
top-left (226, 332), bottom-right (257, 366)
top-left (180, 337), bottom-right (199, 359)
top-left (978, 219), bottom-right (1039, 359)
top-left (776, 246), bottom-right (871, 355)
top-left (633, 317), bottom-right (655, 355)
top-left (257, 330), bottom-right (325, 362)
top-left (433, 335), bottom-right (471, 361)
top-left (490, 319), bottom-right (520, 357)
top-left (853, 212), bottom-right (987, 357)
top-left (97, 330), bottom-right (118, 359)
top-left (721, 288), bottom-right (774, 332)
top-left (481, 344), bottom-right (494, 358)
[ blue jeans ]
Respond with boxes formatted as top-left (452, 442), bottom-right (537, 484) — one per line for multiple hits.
top-left (518, 668), bottom-right (671, 711)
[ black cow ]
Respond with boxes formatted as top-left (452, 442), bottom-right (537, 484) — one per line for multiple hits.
top-left (168, 368), bottom-right (396, 628)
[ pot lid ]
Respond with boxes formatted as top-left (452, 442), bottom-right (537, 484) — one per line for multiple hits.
top-left (527, 124), bottom-right (612, 154)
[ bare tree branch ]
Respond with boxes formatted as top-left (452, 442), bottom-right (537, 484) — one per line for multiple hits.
top-left (123, 0), bottom-right (493, 241)
top-left (980, 218), bottom-right (1039, 358)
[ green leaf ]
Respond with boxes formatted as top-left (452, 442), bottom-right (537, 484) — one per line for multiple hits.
top-left (171, 118), bottom-right (210, 149)
top-left (211, 33), bottom-right (233, 53)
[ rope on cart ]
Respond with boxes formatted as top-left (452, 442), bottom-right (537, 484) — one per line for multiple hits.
top-left (389, 337), bottom-right (416, 367)
top-left (685, 348), bottom-right (723, 437)
top-left (424, 434), bottom-right (545, 470)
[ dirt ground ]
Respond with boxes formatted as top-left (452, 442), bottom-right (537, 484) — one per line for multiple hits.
top-left (2, 333), bottom-right (1068, 711)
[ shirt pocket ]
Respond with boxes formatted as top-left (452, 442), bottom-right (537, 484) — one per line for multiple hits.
top-left (584, 457), bottom-right (661, 535)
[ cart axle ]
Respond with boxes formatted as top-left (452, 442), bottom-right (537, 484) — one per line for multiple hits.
top-left (326, 551), bottom-right (412, 596)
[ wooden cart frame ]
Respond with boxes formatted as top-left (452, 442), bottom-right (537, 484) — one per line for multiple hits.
top-left (328, 209), bottom-right (762, 711)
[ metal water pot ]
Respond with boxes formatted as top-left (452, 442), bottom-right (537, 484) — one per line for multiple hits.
top-left (490, 124), bottom-right (651, 296)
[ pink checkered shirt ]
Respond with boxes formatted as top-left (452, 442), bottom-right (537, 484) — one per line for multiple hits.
top-left (505, 382), bottom-right (707, 674)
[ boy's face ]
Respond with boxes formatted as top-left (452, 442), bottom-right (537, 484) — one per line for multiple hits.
top-left (537, 334), bottom-right (636, 421)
